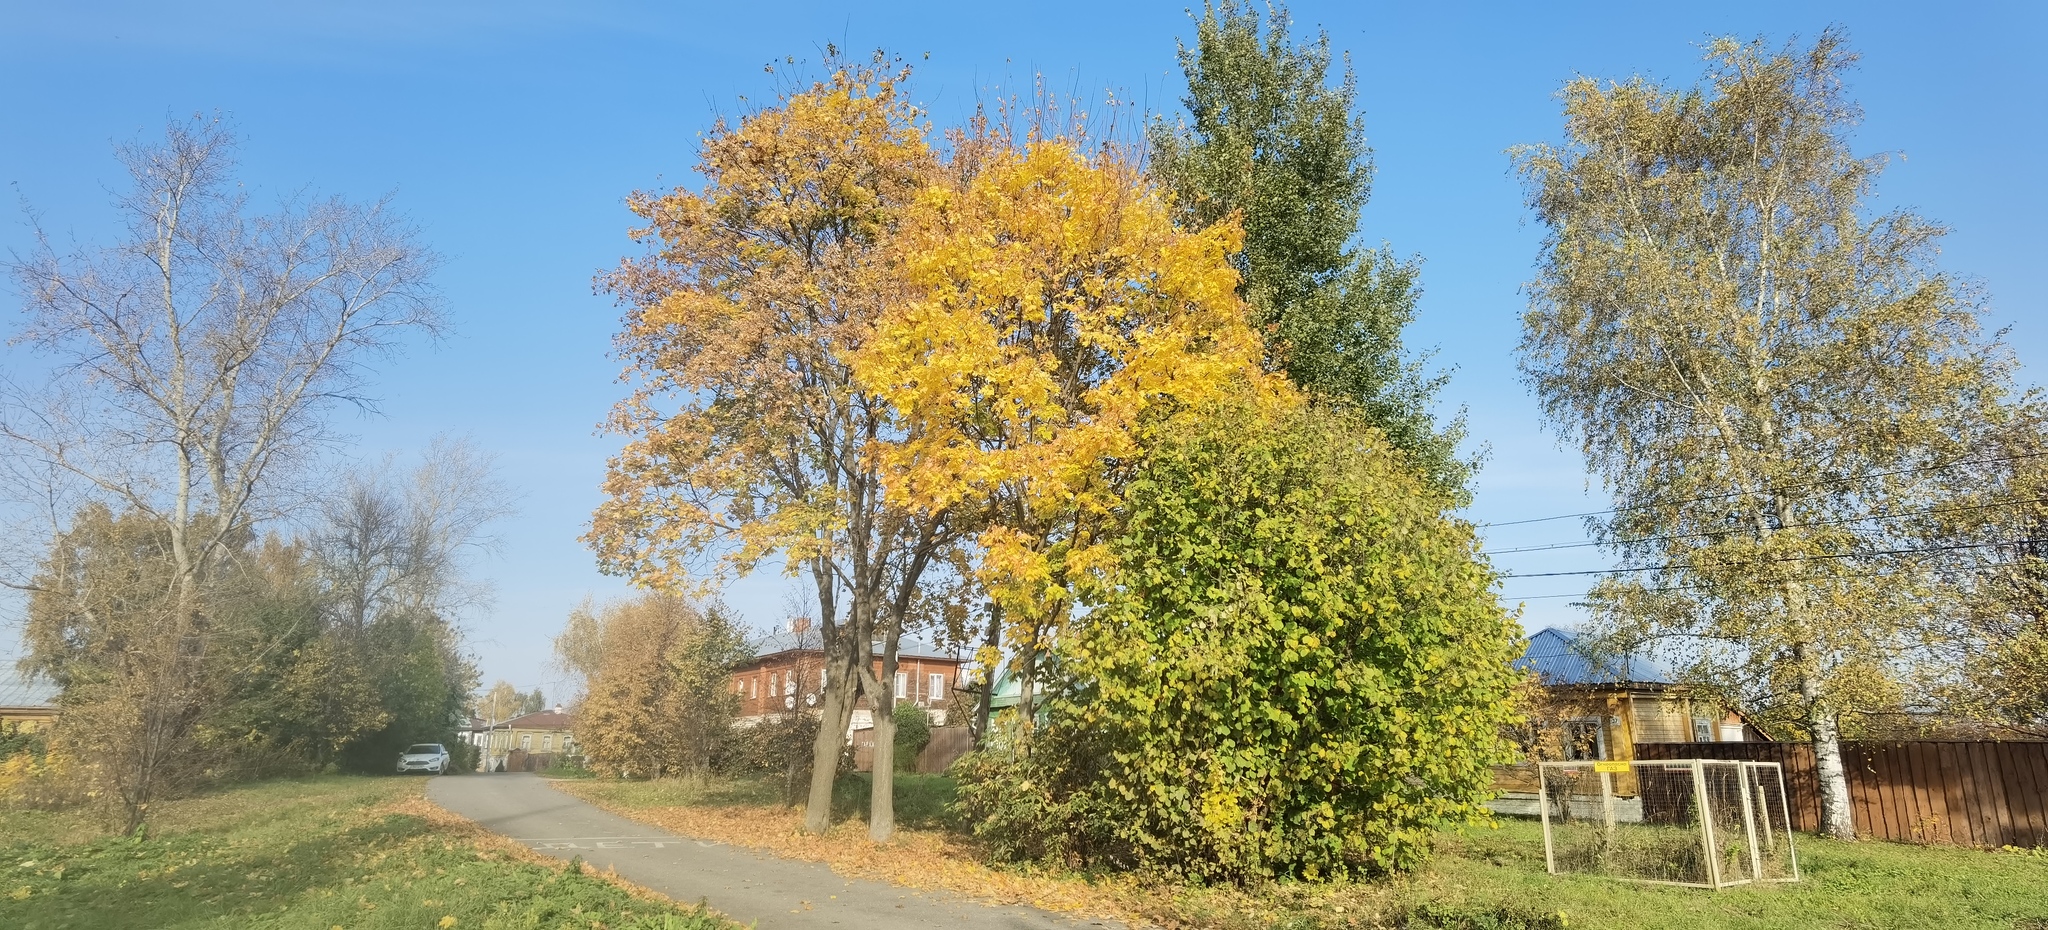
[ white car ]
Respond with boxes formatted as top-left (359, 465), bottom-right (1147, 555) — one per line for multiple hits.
top-left (397, 743), bottom-right (451, 775)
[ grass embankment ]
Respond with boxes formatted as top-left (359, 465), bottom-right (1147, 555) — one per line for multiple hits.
top-left (563, 773), bottom-right (2048, 930)
top-left (0, 775), bottom-right (733, 930)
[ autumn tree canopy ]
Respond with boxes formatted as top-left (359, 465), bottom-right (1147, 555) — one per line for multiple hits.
top-left (1151, 0), bottom-right (1468, 500)
top-left (590, 54), bottom-right (957, 838)
top-left (854, 126), bottom-right (1274, 722)
top-left (563, 594), bottom-right (747, 778)
top-left (1514, 32), bottom-right (2022, 840)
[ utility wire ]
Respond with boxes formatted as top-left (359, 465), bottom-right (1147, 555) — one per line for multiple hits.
top-left (1500, 536), bottom-right (2043, 580)
top-left (1480, 495), bottom-right (2048, 556)
top-left (1477, 449), bottom-right (2048, 530)
top-left (1501, 553), bottom-right (2039, 602)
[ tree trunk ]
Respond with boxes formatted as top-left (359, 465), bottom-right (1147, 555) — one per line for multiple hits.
top-left (868, 682), bottom-right (897, 842)
top-left (972, 604), bottom-right (1000, 746)
top-left (1804, 678), bottom-right (1856, 840)
top-left (802, 647), bottom-right (857, 834)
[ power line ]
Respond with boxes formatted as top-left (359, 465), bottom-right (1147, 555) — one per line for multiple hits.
top-left (1500, 554), bottom-right (2039, 603)
top-left (1480, 495), bottom-right (2048, 556)
top-left (1474, 450), bottom-right (2048, 528)
top-left (1500, 536), bottom-right (2043, 580)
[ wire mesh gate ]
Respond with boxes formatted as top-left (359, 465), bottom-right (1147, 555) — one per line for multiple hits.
top-left (1538, 759), bottom-right (1801, 888)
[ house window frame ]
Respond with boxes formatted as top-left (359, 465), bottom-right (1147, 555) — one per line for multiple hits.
top-left (894, 671), bottom-right (909, 701)
top-left (1692, 717), bottom-right (1715, 743)
top-left (928, 672), bottom-right (945, 704)
top-left (520, 734), bottom-right (532, 750)
top-left (1562, 716), bottom-right (1606, 761)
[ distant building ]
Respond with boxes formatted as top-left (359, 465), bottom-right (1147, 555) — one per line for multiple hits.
top-left (0, 670), bottom-right (58, 732)
top-left (729, 624), bottom-right (967, 733)
top-left (1493, 627), bottom-right (1767, 809)
top-left (1513, 626), bottom-right (1764, 759)
top-left (467, 707), bottom-right (576, 772)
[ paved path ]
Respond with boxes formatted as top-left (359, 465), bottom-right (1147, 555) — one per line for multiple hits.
top-left (427, 773), bottom-right (1110, 930)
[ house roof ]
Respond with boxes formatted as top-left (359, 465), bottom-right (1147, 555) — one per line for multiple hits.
top-left (1514, 627), bottom-right (1673, 686)
top-left (498, 709), bottom-right (573, 731)
top-left (744, 630), bottom-right (963, 664)
top-left (0, 668), bottom-right (59, 710)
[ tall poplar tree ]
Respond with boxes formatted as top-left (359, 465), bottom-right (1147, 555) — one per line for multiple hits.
top-left (1514, 32), bottom-right (2019, 840)
top-left (1150, 0), bottom-right (1468, 500)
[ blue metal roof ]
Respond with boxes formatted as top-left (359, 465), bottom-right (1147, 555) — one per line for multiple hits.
top-left (0, 668), bottom-right (59, 709)
top-left (1514, 627), bottom-right (1672, 686)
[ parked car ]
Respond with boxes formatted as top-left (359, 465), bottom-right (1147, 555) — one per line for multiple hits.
top-left (396, 743), bottom-right (451, 775)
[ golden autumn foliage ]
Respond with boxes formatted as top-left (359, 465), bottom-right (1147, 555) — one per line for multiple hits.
top-left (852, 128), bottom-right (1282, 706)
top-left (590, 52), bottom-right (1282, 831)
top-left (568, 594), bottom-right (748, 779)
top-left (589, 54), bottom-right (957, 835)
top-left (589, 58), bottom-right (934, 590)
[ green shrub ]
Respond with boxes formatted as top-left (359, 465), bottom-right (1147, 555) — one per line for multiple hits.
top-left (715, 713), bottom-right (844, 802)
top-left (0, 723), bottom-right (45, 763)
top-left (959, 403), bottom-right (1523, 883)
top-left (892, 703), bottom-right (931, 770)
top-left (1403, 902), bottom-right (1570, 930)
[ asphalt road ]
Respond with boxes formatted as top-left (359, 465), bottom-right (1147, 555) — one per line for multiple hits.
top-left (427, 773), bottom-right (1112, 930)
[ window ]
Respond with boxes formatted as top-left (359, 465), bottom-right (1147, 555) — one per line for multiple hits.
top-left (785, 670), bottom-right (795, 695)
top-left (1692, 717), bottom-right (1715, 743)
top-left (520, 734), bottom-right (532, 750)
top-left (543, 735), bottom-right (553, 751)
top-left (894, 671), bottom-right (909, 700)
top-left (1562, 718), bottom-right (1605, 761)
top-left (769, 675), bottom-right (779, 698)
top-left (819, 668), bottom-right (827, 690)
top-left (749, 678), bottom-right (757, 699)
top-left (929, 673), bottom-right (945, 703)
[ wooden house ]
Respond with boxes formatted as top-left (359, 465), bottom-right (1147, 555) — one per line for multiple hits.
top-left (0, 670), bottom-right (58, 732)
top-left (1494, 627), bottom-right (1765, 801)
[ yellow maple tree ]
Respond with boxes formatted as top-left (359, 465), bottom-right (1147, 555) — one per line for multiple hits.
top-left (589, 53), bottom-right (957, 837)
top-left (853, 125), bottom-right (1284, 716)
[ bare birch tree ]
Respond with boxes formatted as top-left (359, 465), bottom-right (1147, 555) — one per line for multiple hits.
top-left (1, 116), bottom-right (440, 830)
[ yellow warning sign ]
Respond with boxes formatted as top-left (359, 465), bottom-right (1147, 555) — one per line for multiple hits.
top-left (1593, 761), bottom-right (1631, 774)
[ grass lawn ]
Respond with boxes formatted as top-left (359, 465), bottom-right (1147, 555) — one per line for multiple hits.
top-left (564, 773), bottom-right (2048, 930)
top-left (0, 775), bottom-right (733, 930)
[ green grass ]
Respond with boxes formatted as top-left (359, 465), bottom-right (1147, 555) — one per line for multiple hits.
top-left (0, 775), bottom-right (734, 930)
top-left (584, 772), bottom-right (961, 831)
top-left (533, 758), bottom-right (597, 780)
top-left (570, 772), bottom-right (2048, 930)
top-left (1190, 817), bottom-right (2048, 930)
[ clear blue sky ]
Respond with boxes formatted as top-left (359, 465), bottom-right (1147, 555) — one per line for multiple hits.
top-left (2, 1), bottom-right (2042, 698)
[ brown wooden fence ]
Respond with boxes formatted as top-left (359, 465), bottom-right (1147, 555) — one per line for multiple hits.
top-left (1635, 740), bottom-right (2048, 847)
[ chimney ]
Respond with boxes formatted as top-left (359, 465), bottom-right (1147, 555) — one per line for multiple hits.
top-left (791, 616), bottom-right (812, 634)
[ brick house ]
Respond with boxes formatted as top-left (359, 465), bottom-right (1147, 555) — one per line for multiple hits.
top-left (730, 624), bottom-right (967, 729)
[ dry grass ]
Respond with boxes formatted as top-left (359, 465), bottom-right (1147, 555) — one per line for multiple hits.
top-left (557, 777), bottom-right (1157, 924)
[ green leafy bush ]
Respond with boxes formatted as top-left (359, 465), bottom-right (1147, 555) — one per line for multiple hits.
top-left (1403, 902), bottom-right (1571, 930)
top-left (893, 703), bottom-right (932, 770)
top-left (959, 402), bottom-right (1523, 883)
top-left (0, 723), bottom-right (45, 763)
top-left (715, 712), bottom-right (845, 802)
